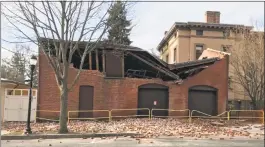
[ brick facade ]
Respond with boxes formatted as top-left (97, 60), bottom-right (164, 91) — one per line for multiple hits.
top-left (38, 52), bottom-right (229, 119)
top-left (205, 11), bottom-right (220, 24)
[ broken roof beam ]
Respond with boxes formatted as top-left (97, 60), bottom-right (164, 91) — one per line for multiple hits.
top-left (169, 57), bottom-right (219, 70)
top-left (141, 55), bottom-right (179, 79)
top-left (128, 52), bottom-right (179, 80)
top-left (96, 50), bottom-right (99, 70)
top-left (89, 52), bottom-right (92, 70)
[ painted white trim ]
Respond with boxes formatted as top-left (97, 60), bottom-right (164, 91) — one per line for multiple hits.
top-left (5, 88), bottom-right (38, 97)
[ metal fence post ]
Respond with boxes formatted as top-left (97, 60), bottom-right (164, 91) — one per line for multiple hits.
top-left (262, 110), bottom-right (264, 124)
top-left (150, 109), bottom-right (152, 119)
top-left (109, 110), bottom-right (112, 122)
top-left (68, 111), bottom-right (70, 124)
top-left (149, 109), bottom-right (151, 119)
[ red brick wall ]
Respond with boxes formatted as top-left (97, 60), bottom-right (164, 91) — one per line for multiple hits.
top-left (205, 11), bottom-right (220, 24)
top-left (38, 52), bottom-right (228, 119)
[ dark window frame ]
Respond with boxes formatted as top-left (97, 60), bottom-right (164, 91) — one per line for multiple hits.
top-left (173, 48), bottom-right (177, 62)
top-left (221, 45), bottom-right (232, 52)
top-left (222, 46), bottom-right (228, 52)
top-left (195, 44), bottom-right (204, 59)
top-left (196, 30), bottom-right (203, 36)
top-left (223, 30), bottom-right (230, 38)
top-left (166, 54), bottom-right (169, 63)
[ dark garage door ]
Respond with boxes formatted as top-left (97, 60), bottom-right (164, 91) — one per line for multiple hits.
top-left (79, 85), bottom-right (94, 118)
top-left (188, 85), bottom-right (217, 116)
top-left (138, 84), bottom-right (169, 117)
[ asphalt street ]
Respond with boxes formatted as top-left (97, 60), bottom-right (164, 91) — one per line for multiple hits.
top-left (1, 137), bottom-right (264, 147)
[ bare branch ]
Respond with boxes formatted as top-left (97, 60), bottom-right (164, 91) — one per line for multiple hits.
top-left (228, 21), bottom-right (264, 109)
top-left (3, 1), bottom-right (115, 133)
top-left (68, 2), bottom-right (111, 91)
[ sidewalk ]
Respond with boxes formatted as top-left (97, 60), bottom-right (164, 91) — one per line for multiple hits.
top-left (2, 137), bottom-right (264, 147)
top-left (1, 132), bottom-right (139, 140)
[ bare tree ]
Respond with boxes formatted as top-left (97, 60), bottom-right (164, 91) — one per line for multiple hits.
top-left (228, 22), bottom-right (264, 110)
top-left (2, 1), bottom-right (113, 133)
top-left (2, 45), bottom-right (38, 86)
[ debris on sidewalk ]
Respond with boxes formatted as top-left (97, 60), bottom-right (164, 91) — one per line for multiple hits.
top-left (210, 121), bottom-right (225, 126)
top-left (2, 118), bottom-right (264, 139)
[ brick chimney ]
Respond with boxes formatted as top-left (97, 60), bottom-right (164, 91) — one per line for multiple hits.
top-left (205, 11), bottom-right (220, 23)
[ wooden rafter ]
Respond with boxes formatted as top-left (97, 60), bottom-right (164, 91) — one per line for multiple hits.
top-left (128, 52), bottom-right (179, 80)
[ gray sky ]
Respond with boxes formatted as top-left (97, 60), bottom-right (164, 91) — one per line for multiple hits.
top-left (130, 2), bottom-right (264, 51)
top-left (1, 1), bottom-right (264, 59)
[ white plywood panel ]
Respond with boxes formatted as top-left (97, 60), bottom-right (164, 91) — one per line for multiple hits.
top-left (21, 98), bottom-right (36, 121)
top-left (5, 97), bottom-right (20, 109)
top-left (20, 109), bottom-right (28, 121)
top-left (4, 98), bottom-right (21, 121)
top-left (4, 89), bottom-right (38, 122)
top-left (20, 109), bottom-right (36, 121)
top-left (31, 98), bottom-right (37, 121)
top-left (5, 109), bottom-right (20, 121)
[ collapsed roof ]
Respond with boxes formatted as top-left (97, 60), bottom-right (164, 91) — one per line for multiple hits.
top-left (39, 38), bottom-right (227, 82)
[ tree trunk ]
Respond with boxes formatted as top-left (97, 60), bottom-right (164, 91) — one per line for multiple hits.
top-left (59, 81), bottom-right (68, 133)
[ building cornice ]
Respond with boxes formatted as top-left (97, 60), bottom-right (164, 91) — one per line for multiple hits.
top-left (178, 35), bottom-right (236, 40)
top-left (156, 22), bottom-right (253, 51)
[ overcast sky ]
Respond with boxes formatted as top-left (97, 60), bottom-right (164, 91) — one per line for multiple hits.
top-left (1, 1), bottom-right (264, 59)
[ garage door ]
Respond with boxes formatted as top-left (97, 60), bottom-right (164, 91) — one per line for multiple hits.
top-left (188, 85), bottom-right (217, 116)
top-left (138, 84), bottom-right (169, 117)
top-left (4, 89), bottom-right (37, 122)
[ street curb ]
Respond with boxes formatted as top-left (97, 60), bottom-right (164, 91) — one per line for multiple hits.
top-left (1, 133), bottom-right (140, 140)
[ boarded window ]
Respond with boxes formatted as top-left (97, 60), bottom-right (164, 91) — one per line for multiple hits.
top-left (195, 44), bottom-right (204, 59)
top-left (105, 51), bottom-right (123, 77)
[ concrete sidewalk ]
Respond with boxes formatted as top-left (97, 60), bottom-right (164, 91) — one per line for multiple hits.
top-left (1, 133), bottom-right (139, 140)
top-left (2, 137), bottom-right (264, 147)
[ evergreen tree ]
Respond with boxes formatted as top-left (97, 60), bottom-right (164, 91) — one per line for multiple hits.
top-left (2, 46), bottom-right (26, 83)
top-left (1, 45), bottom-right (38, 87)
top-left (107, 1), bottom-right (132, 45)
top-left (11, 51), bottom-right (26, 82)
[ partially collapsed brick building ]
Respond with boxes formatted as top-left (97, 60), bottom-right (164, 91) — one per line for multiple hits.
top-left (37, 40), bottom-right (229, 119)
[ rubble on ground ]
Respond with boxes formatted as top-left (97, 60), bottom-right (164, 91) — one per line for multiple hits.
top-left (2, 118), bottom-right (264, 139)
